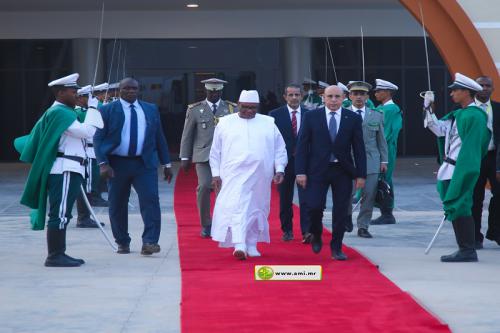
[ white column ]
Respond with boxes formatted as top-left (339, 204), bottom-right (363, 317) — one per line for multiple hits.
top-left (72, 38), bottom-right (104, 86)
top-left (282, 37), bottom-right (312, 85)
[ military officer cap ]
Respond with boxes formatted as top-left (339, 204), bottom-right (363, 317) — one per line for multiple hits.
top-left (48, 73), bottom-right (80, 88)
top-left (93, 82), bottom-right (109, 92)
top-left (337, 82), bottom-right (349, 93)
top-left (201, 78), bottom-right (227, 91)
top-left (374, 79), bottom-right (398, 91)
top-left (303, 78), bottom-right (317, 85)
top-left (77, 84), bottom-right (92, 96)
top-left (448, 73), bottom-right (483, 91)
top-left (347, 81), bottom-right (372, 92)
top-left (318, 81), bottom-right (330, 89)
top-left (108, 82), bottom-right (120, 90)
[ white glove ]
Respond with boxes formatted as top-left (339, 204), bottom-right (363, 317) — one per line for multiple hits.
top-left (423, 91), bottom-right (434, 108)
top-left (88, 93), bottom-right (99, 109)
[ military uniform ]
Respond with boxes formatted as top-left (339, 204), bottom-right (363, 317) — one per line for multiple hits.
top-left (347, 82), bottom-right (388, 238)
top-left (180, 78), bottom-right (236, 235)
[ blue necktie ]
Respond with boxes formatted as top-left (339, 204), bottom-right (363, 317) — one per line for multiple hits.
top-left (212, 103), bottom-right (217, 114)
top-left (328, 111), bottom-right (337, 162)
top-left (128, 104), bottom-right (138, 156)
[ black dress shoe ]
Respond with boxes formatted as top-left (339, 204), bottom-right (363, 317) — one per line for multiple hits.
top-left (302, 233), bottom-right (313, 244)
top-left (311, 236), bottom-right (322, 254)
top-left (357, 228), bottom-right (373, 238)
top-left (282, 231), bottom-right (294, 241)
top-left (332, 250), bottom-right (347, 261)
top-left (88, 195), bottom-right (109, 207)
top-left (440, 250), bottom-right (478, 262)
top-left (370, 214), bottom-right (396, 225)
top-left (200, 225), bottom-right (211, 238)
top-left (117, 244), bottom-right (130, 254)
top-left (77, 218), bottom-right (104, 228)
top-left (141, 243), bottom-right (161, 255)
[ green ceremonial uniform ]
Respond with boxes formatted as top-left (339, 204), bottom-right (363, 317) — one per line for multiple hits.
top-left (19, 104), bottom-right (78, 230)
top-left (376, 101), bottom-right (402, 208)
top-left (302, 93), bottom-right (322, 110)
top-left (436, 106), bottom-right (490, 221)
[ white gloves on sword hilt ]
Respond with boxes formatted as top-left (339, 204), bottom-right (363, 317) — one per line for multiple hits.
top-left (88, 93), bottom-right (99, 109)
top-left (420, 91), bottom-right (435, 110)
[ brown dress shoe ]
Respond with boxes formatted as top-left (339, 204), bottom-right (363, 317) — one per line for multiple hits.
top-left (117, 244), bottom-right (130, 254)
top-left (141, 243), bottom-right (161, 255)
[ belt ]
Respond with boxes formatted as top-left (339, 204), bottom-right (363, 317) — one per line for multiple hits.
top-left (86, 143), bottom-right (94, 148)
top-left (56, 152), bottom-right (87, 165)
top-left (443, 157), bottom-right (456, 165)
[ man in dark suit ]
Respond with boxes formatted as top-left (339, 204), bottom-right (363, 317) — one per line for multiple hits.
top-left (94, 77), bottom-right (172, 256)
top-left (269, 84), bottom-right (311, 243)
top-left (474, 76), bottom-right (500, 247)
top-left (296, 85), bottom-right (366, 260)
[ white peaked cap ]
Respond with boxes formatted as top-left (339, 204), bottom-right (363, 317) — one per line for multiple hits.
top-left (93, 82), bottom-right (109, 92)
top-left (303, 78), bottom-right (317, 85)
top-left (318, 81), bottom-right (330, 88)
top-left (337, 82), bottom-right (349, 92)
top-left (108, 82), bottom-right (120, 89)
top-left (448, 73), bottom-right (483, 91)
top-left (77, 85), bottom-right (92, 96)
top-left (374, 79), bottom-right (398, 91)
top-left (48, 73), bottom-right (80, 88)
top-left (238, 90), bottom-right (260, 103)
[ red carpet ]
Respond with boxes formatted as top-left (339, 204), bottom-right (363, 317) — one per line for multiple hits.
top-left (174, 170), bottom-right (451, 333)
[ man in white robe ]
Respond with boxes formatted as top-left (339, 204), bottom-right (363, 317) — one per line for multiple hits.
top-left (209, 90), bottom-right (288, 260)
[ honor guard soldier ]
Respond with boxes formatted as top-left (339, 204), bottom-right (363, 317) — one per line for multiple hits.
top-left (19, 73), bottom-right (104, 267)
top-left (317, 81), bottom-right (329, 107)
top-left (424, 73), bottom-right (490, 262)
top-left (74, 85), bottom-right (107, 229)
top-left (302, 78), bottom-right (322, 110)
top-left (371, 79), bottom-right (402, 225)
top-left (108, 82), bottom-right (120, 102)
top-left (179, 78), bottom-right (237, 238)
top-left (346, 81), bottom-right (388, 238)
top-left (93, 82), bottom-right (109, 107)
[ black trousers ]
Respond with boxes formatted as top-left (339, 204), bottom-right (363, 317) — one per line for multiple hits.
top-left (306, 163), bottom-right (352, 251)
top-left (472, 150), bottom-right (500, 242)
top-left (278, 158), bottom-right (310, 234)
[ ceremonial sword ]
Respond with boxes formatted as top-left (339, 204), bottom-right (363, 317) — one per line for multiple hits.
top-left (425, 215), bottom-right (446, 254)
top-left (325, 37), bottom-right (338, 83)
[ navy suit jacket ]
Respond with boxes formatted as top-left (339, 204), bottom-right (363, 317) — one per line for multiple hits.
top-left (295, 107), bottom-right (366, 180)
top-left (269, 105), bottom-right (307, 161)
top-left (94, 100), bottom-right (170, 169)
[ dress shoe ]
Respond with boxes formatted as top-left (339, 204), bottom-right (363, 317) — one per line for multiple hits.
top-left (332, 250), bottom-right (348, 261)
top-left (88, 195), bottom-right (109, 207)
top-left (141, 243), bottom-right (161, 255)
top-left (200, 225), bottom-right (211, 238)
top-left (45, 254), bottom-right (82, 267)
top-left (357, 228), bottom-right (373, 238)
top-left (77, 217), bottom-right (104, 228)
top-left (302, 232), bottom-right (313, 244)
top-left (282, 231), bottom-right (294, 241)
top-left (117, 244), bottom-right (130, 254)
top-left (440, 250), bottom-right (478, 262)
top-left (247, 244), bottom-right (261, 257)
top-left (311, 236), bottom-right (322, 254)
top-left (345, 215), bottom-right (353, 232)
top-left (475, 241), bottom-right (483, 250)
top-left (370, 214), bottom-right (396, 225)
top-left (233, 243), bottom-right (247, 260)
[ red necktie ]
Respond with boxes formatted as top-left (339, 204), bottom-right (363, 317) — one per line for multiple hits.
top-left (291, 111), bottom-right (298, 137)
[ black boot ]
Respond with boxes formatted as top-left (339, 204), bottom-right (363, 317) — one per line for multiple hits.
top-left (44, 228), bottom-right (82, 267)
top-left (76, 194), bottom-right (104, 228)
top-left (61, 228), bottom-right (85, 265)
top-left (370, 207), bottom-right (396, 225)
top-left (441, 216), bottom-right (478, 262)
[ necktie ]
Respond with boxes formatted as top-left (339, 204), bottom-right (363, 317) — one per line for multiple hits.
top-left (128, 104), bottom-right (138, 156)
top-left (481, 103), bottom-right (488, 112)
top-left (212, 103), bottom-right (217, 114)
top-left (356, 109), bottom-right (363, 116)
top-left (328, 111), bottom-right (337, 162)
top-left (291, 111), bottom-right (298, 137)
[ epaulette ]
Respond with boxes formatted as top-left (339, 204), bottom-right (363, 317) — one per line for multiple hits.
top-left (225, 100), bottom-right (238, 107)
top-left (188, 101), bottom-right (203, 109)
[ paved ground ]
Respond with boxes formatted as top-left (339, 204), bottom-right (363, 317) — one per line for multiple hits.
top-left (0, 158), bottom-right (499, 333)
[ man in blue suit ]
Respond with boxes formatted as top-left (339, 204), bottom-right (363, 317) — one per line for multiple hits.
top-left (94, 77), bottom-right (172, 256)
top-left (269, 83), bottom-right (311, 243)
top-left (296, 85), bottom-right (366, 260)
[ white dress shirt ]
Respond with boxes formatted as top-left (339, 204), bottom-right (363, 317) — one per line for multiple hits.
top-left (206, 99), bottom-right (221, 113)
top-left (351, 106), bottom-right (366, 120)
top-left (287, 105), bottom-right (302, 133)
top-left (384, 99), bottom-right (395, 106)
top-left (112, 98), bottom-right (147, 156)
top-left (475, 98), bottom-right (495, 151)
